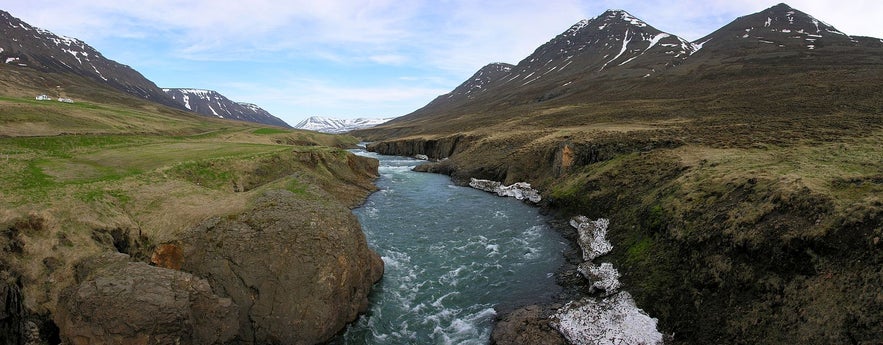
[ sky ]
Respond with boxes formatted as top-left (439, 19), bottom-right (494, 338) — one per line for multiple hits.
top-left (5, 1), bottom-right (883, 125)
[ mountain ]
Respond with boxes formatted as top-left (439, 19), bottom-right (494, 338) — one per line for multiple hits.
top-left (0, 10), bottom-right (181, 109)
top-left (382, 9), bottom-right (697, 130)
top-left (163, 88), bottom-right (290, 128)
top-left (0, 10), bottom-right (290, 128)
top-left (355, 4), bottom-right (883, 344)
top-left (695, 3), bottom-right (870, 54)
top-left (362, 3), bottom-right (883, 138)
top-left (294, 116), bottom-right (393, 133)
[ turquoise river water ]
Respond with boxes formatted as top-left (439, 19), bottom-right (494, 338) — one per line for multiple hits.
top-left (331, 149), bottom-right (566, 344)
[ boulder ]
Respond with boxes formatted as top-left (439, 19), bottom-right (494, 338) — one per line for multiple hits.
top-left (181, 189), bottom-right (384, 345)
top-left (492, 305), bottom-right (567, 345)
top-left (54, 253), bottom-right (239, 345)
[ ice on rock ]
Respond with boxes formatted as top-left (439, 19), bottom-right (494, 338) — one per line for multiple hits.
top-left (557, 216), bottom-right (663, 345)
top-left (570, 216), bottom-right (612, 261)
top-left (552, 292), bottom-right (664, 345)
top-left (468, 178), bottom-right (542, 203)
top-left (578, 262), bottom-right (621, 295)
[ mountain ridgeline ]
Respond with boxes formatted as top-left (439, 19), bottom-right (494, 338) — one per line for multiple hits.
top-left (364, 3), bottom-right (883, 138)
top-left (293, 116), bottom-right (394, 134)
top-left (357, 3), bottom-right (883, 344)
top-left (0, 10), bottom-right (289, 127)
top-left (163, 88), bottom-right (290, 128)
top-left (0, 10), bottom-right (180, 109)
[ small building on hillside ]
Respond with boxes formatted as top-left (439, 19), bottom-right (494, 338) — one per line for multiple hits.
top-left (58, 97), bottom-right (74, 103)
top-left (36, 94), bottom-right (51, 101)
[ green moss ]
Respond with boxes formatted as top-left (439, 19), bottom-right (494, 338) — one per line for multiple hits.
top-left (626, 237), bottom-right (653, 264)
top-left (4, 135), bottom-right (146, 158)
top-left (646, 204), bottom-right (667, 232)
top-left (20, 161), bottom-right (54, 190)
top-left (169, 160), bottom-right (234, 190)
top-left (252, 128), bottom-right (291, 135)
top-left (77, 189), bottom-right (131, 204)
top-left (285, 179), bottom-right (309, 195)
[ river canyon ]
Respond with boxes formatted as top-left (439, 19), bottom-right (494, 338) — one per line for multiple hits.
top-left (332, 149), bottom-right (567, 344)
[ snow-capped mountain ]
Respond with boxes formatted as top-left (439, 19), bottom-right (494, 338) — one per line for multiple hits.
top-left (163, 88), bottom-right (290, 128)
top-left (506, 9), bottom-right (698, 81)
top-left (392, 9), bottom-right (698, 123)
top-left (446, 62), bottom-right (514, 101)
top-left (293, 116), bottom-right (393, 133)
top-left (0, 10), bottom-right (290, 127)
top-left (0, 10), bottom-right (180, 109)
top-left (360, 3), bottom-right (883, 138)
top-left (696, 3), bottom-right (860, 53)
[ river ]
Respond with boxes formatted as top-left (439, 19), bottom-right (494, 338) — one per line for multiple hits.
top-left (331, 149), bottom-right (566, 344)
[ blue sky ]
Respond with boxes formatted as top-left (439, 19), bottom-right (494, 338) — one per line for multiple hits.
top-left (6, 1), bottom-right (882, 125)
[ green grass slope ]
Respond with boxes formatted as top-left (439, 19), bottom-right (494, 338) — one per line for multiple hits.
top-left (0, 70), bottom-right (376, 335)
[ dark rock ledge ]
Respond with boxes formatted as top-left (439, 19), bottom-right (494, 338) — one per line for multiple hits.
top-left (55, 189), bottom-right (384, 345)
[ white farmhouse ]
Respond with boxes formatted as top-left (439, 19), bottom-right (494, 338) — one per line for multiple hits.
top-left (36, 94), bottom-right (51, 101)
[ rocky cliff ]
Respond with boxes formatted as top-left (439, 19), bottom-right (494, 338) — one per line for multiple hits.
top-left (1, 140), bottom-right (385, 345)
top-left (180, 189), bottom-right (383, 344)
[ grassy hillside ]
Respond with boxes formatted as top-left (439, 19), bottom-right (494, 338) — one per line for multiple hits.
top-left (359, 50), bottom-right (883, 342)
top-left (0, 85), bottom-right (376, 331)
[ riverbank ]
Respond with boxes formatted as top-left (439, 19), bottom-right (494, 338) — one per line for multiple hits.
top-left (364, 131), bottom-right (883, 344)
top-left (0, 130), bottom-right (385, 344)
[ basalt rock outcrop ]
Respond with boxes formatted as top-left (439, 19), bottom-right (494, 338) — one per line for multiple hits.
top-left (54, 253), bottom-right (239, 345)
top-left (491, 304), bottom-right (567, 345)
top-left (365, 135), bottom-right (474, 160)
top-left (180, 189), bottom-right (384, 345)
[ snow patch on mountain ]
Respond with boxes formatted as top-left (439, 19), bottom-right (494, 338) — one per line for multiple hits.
top-left (294, 116), bottom-right (394, 133)
top-left (163, 88), bottom-right (290, 127)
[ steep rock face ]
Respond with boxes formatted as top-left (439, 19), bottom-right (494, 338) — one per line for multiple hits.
top-left (163, 88), bottom-right (290, 128)
top-left (54, 253), bottom-right (239, 345)
top-left (0, 10), bottom-right (180, 108)
top-left (366, 134), bottom-right (475, 160)
top-left (181, 189), bottom-right (384, 344)
top-left (0, 272), bottom-right (26, 345)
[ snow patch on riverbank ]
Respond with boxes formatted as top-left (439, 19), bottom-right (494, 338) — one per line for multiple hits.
top-left (551, 216), bottom-right (663, 345)
top-left (468, 178), bottom-right (542, 203)
top-left (570, 216), bottom-right (612, 261)
top-left (552, 292), bottom-right (663, 345)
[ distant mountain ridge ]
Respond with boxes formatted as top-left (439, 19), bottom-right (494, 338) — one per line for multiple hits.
top-left (0, 10), bottom-right (181, 109)
top-left (293, 116), bottom-right (393, 133)
top-left (163, 88), bottom-right (290, 128)
top-left (0, 9), bottom-right (289, 127)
